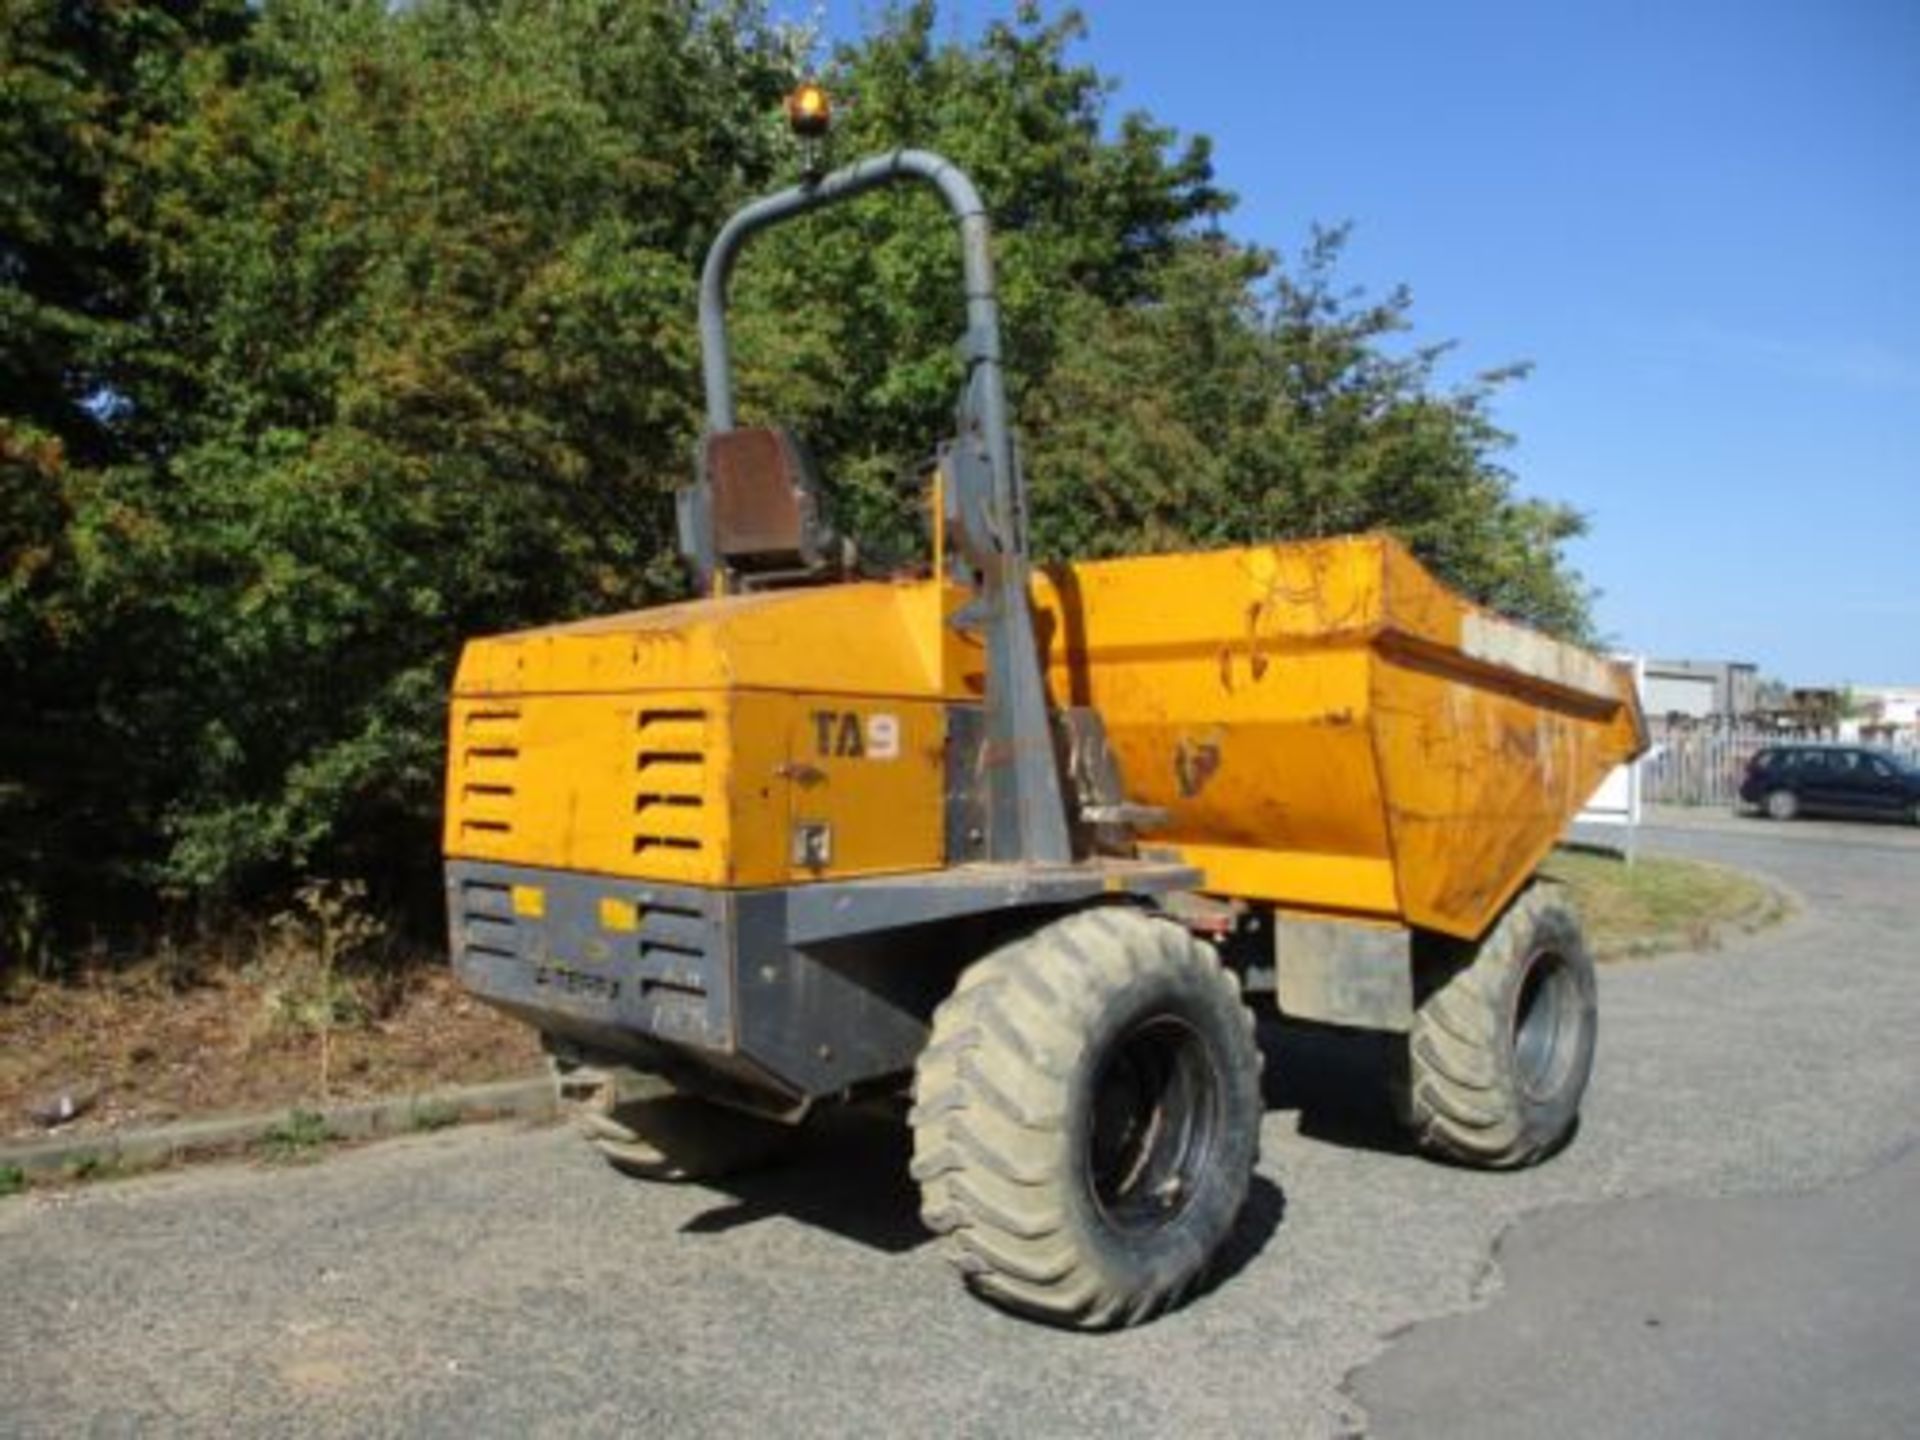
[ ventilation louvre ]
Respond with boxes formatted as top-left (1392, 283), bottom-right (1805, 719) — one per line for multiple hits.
top-left (634, 708), bottom-right (710, 871)
top-left (457, 708), bottom-right (522, 844)
top-left (456, 880), bottom-right (517, 959)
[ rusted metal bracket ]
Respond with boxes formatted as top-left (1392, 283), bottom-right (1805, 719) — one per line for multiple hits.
top-left (1272, 914), bottom-right (1415, 1032)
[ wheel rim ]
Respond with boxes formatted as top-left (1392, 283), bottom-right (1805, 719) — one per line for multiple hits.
top-left (1769, 791), bottom-right (1794, 819)
top-left (1085, 1015), bottom-right (1221, 1233)
top-left (1512, 951), bottom-right (1582, 1102)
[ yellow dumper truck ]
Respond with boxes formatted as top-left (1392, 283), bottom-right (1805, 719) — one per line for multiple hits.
top-left (445, 106), bottom-right (1645, 1328)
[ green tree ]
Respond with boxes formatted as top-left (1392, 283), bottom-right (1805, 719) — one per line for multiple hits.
top-left (104, 0), bottom-right (802, 902)
top-left (4, 0), bottom-right (803, 947)
top-left (729, 1), bottom-right (1231, 555)
top-left (2, 0), bottom-right (1596, 963)
top-left (3, 0), bottom-right (254, 961)
top-left (1, 0), bottom-right (252, 461)
top-left (1026, 227), bottom-right (1591, 635)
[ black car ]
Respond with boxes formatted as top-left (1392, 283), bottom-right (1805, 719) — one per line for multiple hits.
top-left (1739, 744), bottom-right (1920, 823)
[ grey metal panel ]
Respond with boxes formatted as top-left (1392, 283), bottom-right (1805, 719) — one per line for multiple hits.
top-left (782, 860), bottom-right (1198, 946)
top-left (449, 856), bottom-right (1202, 1103)
top-left (734, 863), bottom-right (1185, 1097)
top-left (458, 881), bottom-right (514, 920)
top-left (446, 862), bottom-right (735, 1055)
top-left (1273, 913), bottom-right (1415, 1033)
top-left (729, 888), bottom-right (939, 1099)
top-left (634, 906), bottom-right (708, 954)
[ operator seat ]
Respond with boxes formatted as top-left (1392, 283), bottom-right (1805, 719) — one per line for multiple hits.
top-left (695, 426), bottom-right (853, 588)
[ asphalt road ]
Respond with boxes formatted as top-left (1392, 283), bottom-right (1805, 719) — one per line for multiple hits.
top-left (3, 811), bottom-right (1917, 1438)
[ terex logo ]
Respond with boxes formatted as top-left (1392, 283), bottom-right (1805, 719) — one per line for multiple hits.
top-left (810, 710), bottom-right (901, 761)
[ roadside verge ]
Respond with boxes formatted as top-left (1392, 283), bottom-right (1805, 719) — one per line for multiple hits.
top-left (0, 1074), bottom-right (554, 1190)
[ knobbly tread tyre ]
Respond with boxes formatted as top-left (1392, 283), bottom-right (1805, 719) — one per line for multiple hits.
top-left (910, 905), bottom-right (1262, 1329)
top-left (1401, 883), bottom-right (1597, 1169)
top-left (549, 1053), bottom-right (795, 1183)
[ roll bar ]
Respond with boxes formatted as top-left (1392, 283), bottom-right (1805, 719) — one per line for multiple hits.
top-left (686, 149), bottom-right (1071, 866)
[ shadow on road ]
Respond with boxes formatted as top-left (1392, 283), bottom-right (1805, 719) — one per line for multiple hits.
top-left (677, 1090), bottom-right (1296, 1278)
top-left (1259, 1013), bottom-right (1414, 1159)
top-left (679, 1102), bottom-right (929, 1252)
top-left (1191, 1172), bottom-right (1288, 1306)
top-left (672, 1014), bottom-right (1403, 1262)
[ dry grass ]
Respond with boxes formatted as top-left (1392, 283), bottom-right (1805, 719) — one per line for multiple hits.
top-left (0, 954), bottom-right (542, 1144)
top-left (1540, 848), bottom-right (1787, 962)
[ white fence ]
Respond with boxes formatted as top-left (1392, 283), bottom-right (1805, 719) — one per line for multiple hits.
top-left (1641, 723), bottom-right (1920, 807)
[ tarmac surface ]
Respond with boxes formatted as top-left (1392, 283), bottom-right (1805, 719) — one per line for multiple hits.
top-left (2, 809), bottom-right (1916, 1437)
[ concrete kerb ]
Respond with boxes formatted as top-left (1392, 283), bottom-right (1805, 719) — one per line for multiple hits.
top-left (0, 1074), bottom-right (557, 1182)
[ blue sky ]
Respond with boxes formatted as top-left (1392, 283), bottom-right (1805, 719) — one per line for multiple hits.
top-left (803, 1), bottom-right (1920, 684)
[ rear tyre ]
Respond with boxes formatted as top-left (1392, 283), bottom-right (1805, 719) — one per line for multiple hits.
top-left (1397, 884), bottom-right (1596, 1169)
top-left (1766, 788), bottom-right (1799, 821)
top-left (550, 1052), bottom-right (798, 1182)
top-left (910, 906), bottom-right (1262, 1329)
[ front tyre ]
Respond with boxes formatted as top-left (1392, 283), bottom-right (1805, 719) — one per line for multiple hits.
top-left (1766, 788), bottom-right (1799, 820)
top-left (1398, 884), bottom-right (1597, 1169)
top-left (910, 907), bottom-right (1262, 1329)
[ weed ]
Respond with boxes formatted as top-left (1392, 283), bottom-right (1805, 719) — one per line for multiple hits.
top-left (409, 1099), bottom-right (461, 1132)
top-left (263, 973), bottom-right (367, 1033)
top-left (1, 879), bottom-right (52, 982)
top-left (153, 936), bottom-right (207, 994)
top-left (260, 1107), bottom-right (337, 1163)
top-left (265, 880), bottom-right (389, 1100)
top-left (64, 1152), bottom-right (121, 1183)
top-left (0, 1164), bottom-right (24, 1197)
